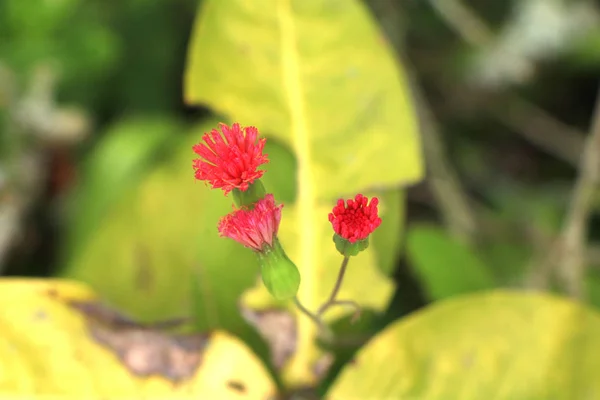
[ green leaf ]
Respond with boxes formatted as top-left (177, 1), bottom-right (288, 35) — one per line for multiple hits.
top-left (61, 119), bottom-right (258, 334)
top-left (407, 224), bottom-right (495, 301)
top-left (185, 0), bottom-right (423, 386)
top-left (1, 0), bottom-right (119, 95)
top-left (370, 190), bottom-right (404, 276)
top-left (262, 138), bottom-right (297, 204)
top-left (328, 290), bottom-right (600, 400)
top-left (585, 269), bottom-right (600, 312)
top-left (62, 116), bottom-right (180, 262)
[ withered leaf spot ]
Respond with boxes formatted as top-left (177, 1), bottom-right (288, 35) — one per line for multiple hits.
top-left (312, 353), bottom-right (334, 379)
top-left (91, 324), bottom-right (209, 382)
top-left (134, 244), bottom-right (154, 292)
top-left (68, 300), bottom-right (190, 331)
top-left (226, 380), bottom-right (247, 393)
top-left (33, 309), bottom-right (48, 321)
top-left (69, 300), bottom-right (208, 382)
top-left (240, 307), bottom-right (297, 370)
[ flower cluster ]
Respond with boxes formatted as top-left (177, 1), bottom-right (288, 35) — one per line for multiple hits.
top-left (193, 123), bottom-right (298, 300)
top-left (192, 122), bottom-right (382, 301)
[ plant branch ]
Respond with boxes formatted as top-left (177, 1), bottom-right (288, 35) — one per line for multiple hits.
top-left (429, 0), bottom-right (585, 168)
top-left (317, 256), bottom-right (361, 321)
top-left (429, 0), bottom-right (493, 47)
top-left (292, 296), bottom-right (333, 342)
top-left (487, 95), bottom-right (584, 167)
top-left (409, 75), bottom-right (479, 244)
top-left (554, 86), bottom-right (600, 298)
top-left (318, 256), bottom-right (349, 314)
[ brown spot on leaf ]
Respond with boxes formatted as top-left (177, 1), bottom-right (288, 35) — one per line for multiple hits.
top-left (33, 309), bottom-right (48, 321)
top-left (70, 300), bottom-right (206, 382)
top-left (312, 352), bottom-right (334, 379)
top-left (226, 380), bottom-right (247, 393)
top-left (90, 324), bottom-right (208, 382)
top-left (241, 307), bottom-right (297, 370)
top-left (69, 301), bottom-right (190, 331)
top-left (134, 244), bottom-right (154, 292)
top-left (462, 351), bottom-right (475, 369)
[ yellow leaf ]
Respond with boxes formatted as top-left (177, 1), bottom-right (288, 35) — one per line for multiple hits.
top-left (185, 0), bottom-right (422, 386)
top-left (0, 278), bottom-right (277, 398)
top-left (185, 0), bottom-right (422, 200)
top-left (328, 290), bottom-right (600, 400)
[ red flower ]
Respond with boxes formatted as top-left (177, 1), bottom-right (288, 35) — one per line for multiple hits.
top-left (192, 123), bottom-right (269, 195)
top-left (329, 194), bottom-right (381, 243)
top-left (218, 194), bottom-right (283, 252)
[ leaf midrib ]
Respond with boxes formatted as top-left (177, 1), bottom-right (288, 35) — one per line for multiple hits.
top-left (277, 0), bottom-right (319, 386)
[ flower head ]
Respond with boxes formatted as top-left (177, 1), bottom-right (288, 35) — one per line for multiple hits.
top-left (329, 194), bottom-right (382, 244)
top-left (193, 123), bottom-right (269, 195)
top-left (218, 194), bottom-right (282, 252)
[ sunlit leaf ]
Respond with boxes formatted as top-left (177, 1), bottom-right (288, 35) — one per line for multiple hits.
top-left (185, 0), bottom-right (422, 385)
top-left (185, 0), bottom-right (422, 200)
top-left (0, 278), bottom-right (277, 399)
top-left (328, 290), bottom-right (600, 400)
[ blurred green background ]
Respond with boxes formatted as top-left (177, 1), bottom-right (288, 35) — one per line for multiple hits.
top-left (3, 0), bottom-right (600, 398)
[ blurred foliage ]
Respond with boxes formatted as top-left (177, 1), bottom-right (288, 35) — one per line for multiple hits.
top-left (2, 0), bottom-right (600, 398)
top-left (407, 224), bottom-right (495, 300)
top-left (0, 0), bottom-right (118, 107)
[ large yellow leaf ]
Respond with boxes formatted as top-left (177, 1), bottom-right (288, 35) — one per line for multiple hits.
top-left (0, 278), bottom-right (277, 398)
top-left (185, 0), bottom-right (423, 386)
top-left (328, 290), bottom-right (600, 400)
top-left (185, 0), bottom-right (422, 200)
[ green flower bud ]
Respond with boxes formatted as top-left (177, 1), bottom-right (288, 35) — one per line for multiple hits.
top-left (333, 233), bottom-right (369, 257)
top-left (258, 239), bottom-right (300, 300)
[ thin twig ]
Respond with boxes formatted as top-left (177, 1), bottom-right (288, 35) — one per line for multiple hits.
top-left (409, 75), bottom-right (479, 244)
top-left (292, 296), bottom-right (333, 342)
top-left (554, 86), bottom-right (600, 298)
top-left (487, 95), bottom-right (584, 167)
top-left (317, 256), bottom-right (361, 322)
top-left (429, 0), bottom-right (585, 168)
top-left (318, 256), bottom-right (350, 314)
top-left (429, 0), bottom-right (493, 46)
top-left (374, 0), bottom-right (480, 244)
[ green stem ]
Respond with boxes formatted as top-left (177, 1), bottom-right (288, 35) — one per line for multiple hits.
top-left (293, 296), bottom-right (333, 342)
top-left (317, 256), bottom-right (361, 320)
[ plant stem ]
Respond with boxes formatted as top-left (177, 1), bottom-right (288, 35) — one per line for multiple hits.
top-left (292, 256), bottom-right (362, 343)
top-left (317, 256), bottom-right (361, 321)
top-left (292, 296), bottom-right (333, 342)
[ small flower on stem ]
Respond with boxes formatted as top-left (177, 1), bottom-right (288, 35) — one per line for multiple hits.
top-left (314, 194), bottom-right (383, 326)
top-left (218, 194), bottom-right (282, 251)
top-left (218, 194), bottom-right (300, 300)
top-left (192, 123), bottom-right (268, 197)
top-left (329, 193), bottom-right (381, 257)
